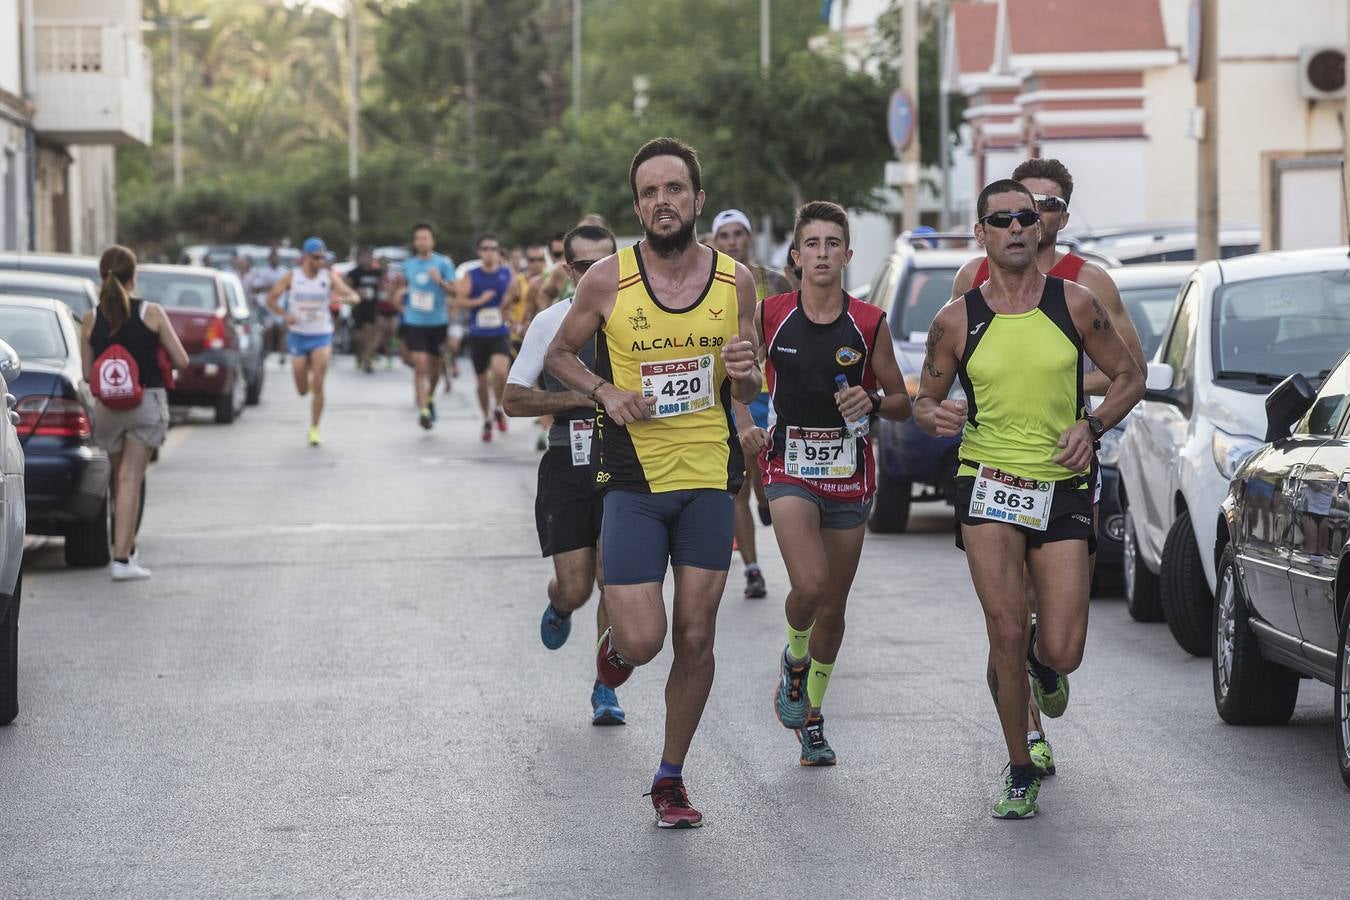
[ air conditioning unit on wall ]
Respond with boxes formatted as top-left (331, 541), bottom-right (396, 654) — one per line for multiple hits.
top-left (1299, 46), bottom-right (1346, 100)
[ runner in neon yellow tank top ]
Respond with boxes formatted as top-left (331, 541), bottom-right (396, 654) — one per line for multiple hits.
top-left (545, 139), bottom-right (761, 830)
top-left (950, 158), bottom-right (1150, 780)
top-left (915, 179), bottom-right (1143, 820)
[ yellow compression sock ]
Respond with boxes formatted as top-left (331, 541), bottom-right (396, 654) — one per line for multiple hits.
top-left (806, 659), bottom-right (835, 711)
top-left (786, 618), bottom-right (813, 664)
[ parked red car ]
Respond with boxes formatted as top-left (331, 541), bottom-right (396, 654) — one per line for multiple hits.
top-left (134, 265), bottom-right (248, 424)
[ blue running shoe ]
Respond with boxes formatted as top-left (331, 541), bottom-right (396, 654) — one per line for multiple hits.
top-left (591, 682), bottom-right (626, 726)
top-left (428, 400), bottom-right (438, 422)
top-left (540, 603), bottom-right (571, 650)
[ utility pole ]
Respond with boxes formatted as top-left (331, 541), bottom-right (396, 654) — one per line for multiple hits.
top-left (937, 0), bottom-right (952, 230)
top-left (346, 0), bottom-right (360, 251)
top-left (900, 0), bottom-right (920, 233)
top-left (463, 0), bottom-right (479, 230)
top-left (759, 0), bottom-right (773, 266)
top-left (1196, 0), bottom-right (1219, 262)
top-left (1344, 9), bottom-right (1349, 244)
top-left (572, 0), bottom-right (582, 117)
top-left (170, 15), bottom-right (183, 190)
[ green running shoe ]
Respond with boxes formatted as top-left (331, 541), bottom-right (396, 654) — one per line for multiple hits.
top-left (1030, 669), bottom-right (1069, 718)
top-left (1027, 622), bottom-right (1069, 718)
top-left (1028, 737), bottom-right (1056, 776)
top-left (992, 766), bottom-right (1041, 819)
top-left (797, 714), bottom-right (837, 766)
top-left (774, 647), bottom-right (809, 729)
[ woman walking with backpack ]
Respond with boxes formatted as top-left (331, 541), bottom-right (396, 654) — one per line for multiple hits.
top-left (81, 245), bottom-right (189, 582)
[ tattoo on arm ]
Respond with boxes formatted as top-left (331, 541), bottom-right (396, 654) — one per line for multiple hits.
top-left (987, 665), bottom-right (999, 703)
top-left (1090, 295), bottom-right (1113, 332)
top-left (924, 323), bottom-right (945, 378)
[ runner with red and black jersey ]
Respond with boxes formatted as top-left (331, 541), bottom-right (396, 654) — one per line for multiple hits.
top-left (737, 202), bottom-right (911, 767)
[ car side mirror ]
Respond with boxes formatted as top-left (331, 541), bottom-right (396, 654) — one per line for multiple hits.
top-left (0, 338), bottom-right (20, 382)
top-left (1264, 372), bottom-right (1316, 443)
top-left (1143, 362), bottom-right (1179, 405)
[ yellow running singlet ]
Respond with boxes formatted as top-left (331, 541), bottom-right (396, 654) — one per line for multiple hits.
top-left (594, 245), bottom-right (743, 493)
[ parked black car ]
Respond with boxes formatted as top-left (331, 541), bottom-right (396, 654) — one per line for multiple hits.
top-left (0, 296), bottom-right (112, 567)
top-left (1215, 351), bottom-right (1350, 787)
top-left (0, 271), bottom-right (98, 319)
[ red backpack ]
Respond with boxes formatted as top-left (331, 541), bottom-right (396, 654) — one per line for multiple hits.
top-left (91, 344), bottom-right (143, 410)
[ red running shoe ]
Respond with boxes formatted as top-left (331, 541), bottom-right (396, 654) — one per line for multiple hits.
top-left (481, 422), bottom-right (493, 443)
top-left (595, 626), bottom-right (633, 688)
top-left (645, 777), bottom-right (703, 829)
top-left (494, 407), bottom-right (509, 432)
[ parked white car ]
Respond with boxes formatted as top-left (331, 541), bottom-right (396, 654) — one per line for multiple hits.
top-left (0, 338), bottom-right (26, 725)
top-left (1118, 247), bottom-right (1350, 655)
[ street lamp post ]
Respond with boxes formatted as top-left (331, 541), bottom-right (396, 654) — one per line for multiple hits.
top-left (170, 16), bottom-right (182, 190)
top-left (572, 0), bottom-right (582, 117)
top-left (347, 0), bottom-right (360, 250)
top-left (759, 0), bottom-right (772, 266)
top-left (144, 15), bottom-right (209, 191)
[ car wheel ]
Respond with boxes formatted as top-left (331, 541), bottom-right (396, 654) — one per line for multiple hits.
top-left (1123, 507), bottom-right (1163, 622)
top-left (0, 574), bottom-right (20, 726)
top-left (63, 489), bottom-right (112, 567)
top-left (245, 362), bottom-right (264, 406)
top-left (868, 466), bottom-right (911, 534)
top-left (215, 367), bottom-right (244, 424)
top-left (1335, 604), bottom-right (1350, 789)
top-left (1212, 544), bottom-right (1298, 725)
top-left (1160, 509), bottom-right (1214, 656)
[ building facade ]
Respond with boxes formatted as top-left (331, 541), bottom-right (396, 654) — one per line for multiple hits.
top-left (947, 0), bottom-right (1346, 241)
top-left (0, 0), bottom-right (151, 254)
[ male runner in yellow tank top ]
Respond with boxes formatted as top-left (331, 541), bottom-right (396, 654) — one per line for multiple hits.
top-left (915, 180), bottom-right (1143, 819)
top-left (546, 138), bottom-right (760, 829)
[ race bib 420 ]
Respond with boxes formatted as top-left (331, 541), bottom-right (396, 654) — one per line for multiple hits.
top-left (640, 355), bottom-right (715, 418)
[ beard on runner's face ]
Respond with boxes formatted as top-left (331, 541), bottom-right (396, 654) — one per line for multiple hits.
top-left (645, 210), bottom-right (697, 256)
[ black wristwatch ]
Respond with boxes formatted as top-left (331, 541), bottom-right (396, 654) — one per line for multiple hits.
top-left (1084, 414), bottom-right (1106, 439)
top-left (867, 390), bottom-right (882, 416)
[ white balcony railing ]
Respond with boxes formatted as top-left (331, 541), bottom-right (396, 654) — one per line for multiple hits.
top-left (30, 21), bottom-right (153, 146)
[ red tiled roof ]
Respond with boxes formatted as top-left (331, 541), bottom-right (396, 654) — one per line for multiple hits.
top-left (953, 2), bottom-right (998, 74)
top-left (1005, 0), bottom-right (1166, 54)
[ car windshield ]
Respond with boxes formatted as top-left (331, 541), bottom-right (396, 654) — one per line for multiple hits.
top-left (0, 283), bottom-right (92, 317)
top-left (891, 267), bottom-right (958, 338)
top-left (136, 271), bottom-right (218, 310)
top-left (1212, 268), bottom-right (1350, 383)
top-left (1118, 285), bottom-right (1181, 358)
top-left (0, 305), bottom-right (67, 363)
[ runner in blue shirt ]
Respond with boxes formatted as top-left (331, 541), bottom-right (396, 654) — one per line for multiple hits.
top-left (455, 233), bottom-right (520, 442)
top-left (393, 222), bottom-right (457, 430)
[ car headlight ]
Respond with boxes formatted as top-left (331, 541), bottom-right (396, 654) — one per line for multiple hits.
top-left (1211, 428), bottom-right (1263, 480)
top-left (1096, 427), bottom-right (1122, 467)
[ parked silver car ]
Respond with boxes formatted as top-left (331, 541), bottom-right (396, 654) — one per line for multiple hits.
top-left (0, 337), bottom-right (27, 725)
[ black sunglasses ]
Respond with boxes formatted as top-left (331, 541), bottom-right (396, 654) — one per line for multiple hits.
top-left (571, 259), bottom-right (600, 275)
top-left (1031, 193), bottom-right (1068, 213)
top-left (980, 209), bottom-right (1040, 229)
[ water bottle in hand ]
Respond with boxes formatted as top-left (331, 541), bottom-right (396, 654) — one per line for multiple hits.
top-left (835, 374), bottom-right (869, 439)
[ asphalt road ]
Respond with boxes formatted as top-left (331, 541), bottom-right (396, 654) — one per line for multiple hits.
top-left (3, 359), bottom-right (1347, 899)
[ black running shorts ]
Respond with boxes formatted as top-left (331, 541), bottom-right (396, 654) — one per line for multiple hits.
top-left (953, 474), bottom-right (1096, 555)
top-left (402, 323), bottom-right (448, 356)
top-left (536, 446), bottom-right (604, 557)
top-left (468, 334), bottom-right (513, 374)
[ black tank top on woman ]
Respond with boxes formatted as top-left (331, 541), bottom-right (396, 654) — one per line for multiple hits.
top-left (90, 298), bottom-right (164, 389)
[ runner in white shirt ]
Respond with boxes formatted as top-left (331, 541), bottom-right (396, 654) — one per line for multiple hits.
top-left (265, 237), bottom-right (359, 446)
top-left (501, 224), bottom-right (624, 726)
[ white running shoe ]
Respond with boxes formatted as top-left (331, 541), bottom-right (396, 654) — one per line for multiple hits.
top-left (111, 560), bottom-right (152, 581)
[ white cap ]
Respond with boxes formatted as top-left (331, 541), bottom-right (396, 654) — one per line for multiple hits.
top-left (711, 209), bottom-right (752, 236)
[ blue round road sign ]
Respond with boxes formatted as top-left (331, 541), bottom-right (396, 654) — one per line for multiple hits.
top-left (888, 89), bottom-right (915, 153)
